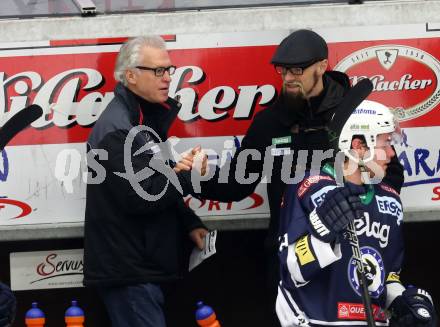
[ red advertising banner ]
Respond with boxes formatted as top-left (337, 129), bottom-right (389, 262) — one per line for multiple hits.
top-left (0, 42), bottom-right (279, 146)
top-left (1, 35), bottom-right (440, 146)
top-left (330, 38), bottom-right (440, 128)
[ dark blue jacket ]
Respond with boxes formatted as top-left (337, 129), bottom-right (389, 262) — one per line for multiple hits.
top-left (83, 83), bottom-right (204, 287)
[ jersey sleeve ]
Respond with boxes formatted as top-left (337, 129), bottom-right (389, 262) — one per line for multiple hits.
top-left (278, 175), bottom-right (343, 287)
top-left (385, 212), bottom-right (405, 307)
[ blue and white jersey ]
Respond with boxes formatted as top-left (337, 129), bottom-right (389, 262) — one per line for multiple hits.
top-left (277, 166), bottom-right (406, 327)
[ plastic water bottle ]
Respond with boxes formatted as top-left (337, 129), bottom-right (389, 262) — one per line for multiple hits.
top-left (65, 300), bottom-right (85, 327)
top-left (195, 301), bottom-right (221, 327)
top-left (25, 302), bottom-right (45, 327)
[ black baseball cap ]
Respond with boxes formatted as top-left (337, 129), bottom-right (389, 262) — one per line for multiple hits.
top-left (271, 29), bottom-right (328, 68)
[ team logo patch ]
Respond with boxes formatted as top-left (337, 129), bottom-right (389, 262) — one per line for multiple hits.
top-left (337, 302), bottom-right (387, 321)
top-left (310, 185), bottom-right (337, 208)
top-left (376, 195), bottom-right (403, 225)
top-left (348, 246), bottom-right (385, 299)
top-left (297, 175), bottom-right (333, 197)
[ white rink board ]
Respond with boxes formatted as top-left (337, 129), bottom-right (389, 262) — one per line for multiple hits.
top-left (395, 127), bottom-right (440, 212)
top-left (0, 137), bottom-right (270, 225)
top-left (1, 126), bottom-right (440, 225)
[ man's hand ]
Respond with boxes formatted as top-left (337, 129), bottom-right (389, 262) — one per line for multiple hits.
top-left (173, 145), bottom-right (208, 176)
top-left (309, 182), bottom-right (365, 243)
top-left (173, 145), bottom-right (200, 173)
top-left (189, 227), bottom-right (209, 250)
top-left (192, 149), bottom-right (208, 176)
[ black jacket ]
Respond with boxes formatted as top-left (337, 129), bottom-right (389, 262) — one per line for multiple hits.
top-left (83, 83), bottom-right (204, 287)
top-left (201, 71), bottom-right (404, 249)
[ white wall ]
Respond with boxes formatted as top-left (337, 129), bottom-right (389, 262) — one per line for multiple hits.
top-left (0, 1), bottom-right (439, 43)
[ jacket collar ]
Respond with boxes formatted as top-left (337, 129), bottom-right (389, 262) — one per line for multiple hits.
top-left (114, 83), bottom-right (181, 133)
top-left (274, 71), bottom-right (349, 127)
top-left (315, 71), bottom-right (349, 114)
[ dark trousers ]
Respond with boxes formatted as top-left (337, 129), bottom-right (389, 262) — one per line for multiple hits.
top-left (98, 283), bottom-right (166, 327)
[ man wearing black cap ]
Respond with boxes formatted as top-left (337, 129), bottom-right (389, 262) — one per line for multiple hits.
top-left (199, 29), bottom-right (403, 325)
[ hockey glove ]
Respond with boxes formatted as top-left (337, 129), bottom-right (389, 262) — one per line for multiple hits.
top-left (389, 287), bottom-right (437, 327)
top-left (308, 182), bottom-right (365, 243)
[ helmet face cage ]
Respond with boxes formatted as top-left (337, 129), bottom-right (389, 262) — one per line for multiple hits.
top-left (338, 100), bottom-right (397, 164)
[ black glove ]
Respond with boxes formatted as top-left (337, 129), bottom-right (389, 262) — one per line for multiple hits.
top-left (389, 287), bottom-right (437, 327)
top-left (308, 182), bottom-right (365, 243)
top-left (0, 282), bottom-right (16, 327)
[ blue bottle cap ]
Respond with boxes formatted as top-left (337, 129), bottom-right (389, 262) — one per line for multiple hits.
top-left (65, 300), bottom-right (84, 317)
top-left (25, 302), bottom-right (45, 319)
top-left (195, 301), bottom-right (215, 320)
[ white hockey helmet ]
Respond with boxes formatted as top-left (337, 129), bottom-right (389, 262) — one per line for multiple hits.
top-left (338, 100), bottom-right (398, 163)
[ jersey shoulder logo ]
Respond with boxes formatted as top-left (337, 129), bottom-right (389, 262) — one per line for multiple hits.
top-left (379, 184), bottom-right (399, 197)
top-left (297, 175), bottom-right (333, 198)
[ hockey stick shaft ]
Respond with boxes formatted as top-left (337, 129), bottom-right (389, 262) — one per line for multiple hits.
top-left (328, 78), bottom-right (374, 142)
top-left (337, 168), bottom-right (375, 326)
top-left (330, 78), bottom-right (376, 326)
top-left (346, 220), bottom-right (376, 327)
top-left (0, 104), bottom-right (43, 151)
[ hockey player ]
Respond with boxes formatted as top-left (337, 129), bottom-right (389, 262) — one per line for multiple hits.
top-left (276, 100), bottom-right (437, 327)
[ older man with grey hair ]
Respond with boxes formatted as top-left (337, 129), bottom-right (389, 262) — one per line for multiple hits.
top-left (83, 35), bottom-right (208, 327)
